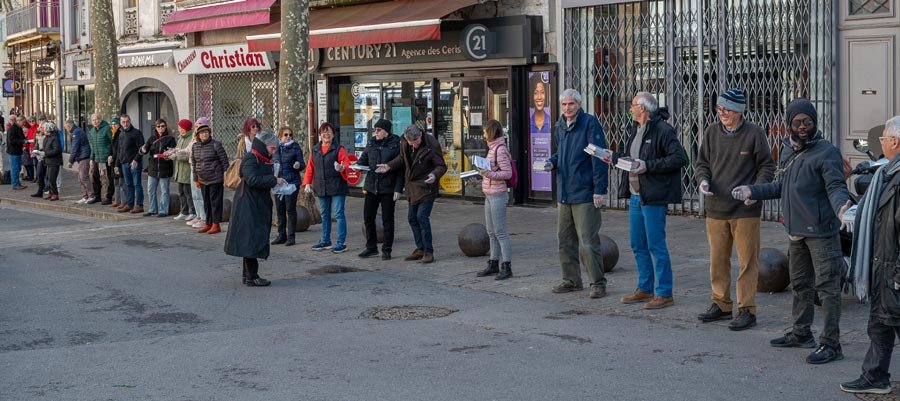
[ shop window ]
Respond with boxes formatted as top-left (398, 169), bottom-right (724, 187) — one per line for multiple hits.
top-left (849, 0), bottom-right (892, 15)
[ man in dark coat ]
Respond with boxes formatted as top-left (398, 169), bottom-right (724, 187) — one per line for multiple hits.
top-left (357, 119), bottom-right (403, 260)
top-left (67, 120), bottom-right (92, 203)
top-left (376, 125), bottom-right (446, 263)
top-left (841, 116), bottom-right (900, 395)
top-left (117, 115), bottom-right (145, 213)
top-left (6, 115), bottom-right (27, 190)
top-left (224, 131), bottom-right (282, 287)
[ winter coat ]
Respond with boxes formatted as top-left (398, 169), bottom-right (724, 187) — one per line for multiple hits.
top-left (386, 133), bottom-right (447, 205)
top-left (143, 132), bottom-right (177, 178)
top-left (117, 125), bottom-right (145, 165)
top-left (860, 164), bottom-right (900, 326)
top-left (68, 127), bottom-right (91, 164)
top-left (548, 108), bottom-right (609, 204)
top-left (173, 131), bottom-right (193, 184)
top-left (481, 137), bottom-right (513, 196)
top-left (612, 108), bottom-right (687, 205)
top-left (191, 137), bottom-right (229, 185)
top-left (749, 133), bottom-right (851, 238)
top-left (6, 124), bottom-right (25, 156)
top-left (303, 142), bottom-right (350, 197)
top-left (224, 138), bottom-right (278, 260)
top-left (357, 134), bottom-right (403, 195)
top-left (25, 124), bottom-right (37, 154)
top-left (87, 121), bottom-right (113, 163)
top-left (41, 130), bottom-right (63, 167)
top-left (273, 141), bottom-right (305, 186)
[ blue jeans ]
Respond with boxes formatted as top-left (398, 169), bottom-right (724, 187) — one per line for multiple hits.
top-left (317, 195), bottom-right (346, 246)
top-left (629, 195), bottom-right (673, 297)
top-left (190, 171), bottom-right (206, 221)
top-left (408, 200), bottom-right (435, 253)
top-left (485, 193), bottom-right (511, 262)
top-left (122, 162), bottom-right (144, 207)
top-left (147, 176), bottom-right (171, 215)
top-left (9, 155), bottom-right (21, 187)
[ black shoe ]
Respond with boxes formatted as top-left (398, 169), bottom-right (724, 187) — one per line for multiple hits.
top-left (285, 238), bottom-right (295, 247)
top-left (476, 260), bottom-right (500, 277)
top-left (728, 309), bottom-right (757, 331)
top-left (770, 332), bottom-right (816, 348)
top-left (552, 281), bottom-right (584, 293)
top-left (358, 248), bottom-right (379, 258)
top-left (698, 303), bottom-right (732, 322)
top-left (840, 377), bottom-right (891, 394)
top-left (101, 199), bottom-right (112, 205)
top-left (382, 251), bottom-right (391, 260)
top-left (271, 236), bottom-right (286, 245)
top-left (495, 262), bottom-right (512, 280)
top-left (142, 212), bottom-right (156, 217)
top-left (29, 192), bottom-right (43, 198)
top-left (806, 344), bottom-right (843, 364)
top-left (245, 278), bottom-right (271, 287)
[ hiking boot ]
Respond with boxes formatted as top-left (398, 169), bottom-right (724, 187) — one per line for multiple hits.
top-left (770, 332), bottom-right (816, 348)
top-left (806, 344), bottom-right (843, 364)
top-left (840, 377), bottom-right (891, 394)
top-left (644, 296), bottom-right (674, 309)
top-left (358, 248), bottom-right (379, 258)
top-left (476, 260), bottom-right (500, 277)
top-left (698, 303), bottom-right (733, 323)
top-left (620, 289), bottom-right (653, 304)
top-left (420, 252), bottom-right (434, 263)
top-left (206, 223), bottom-right (221, 234)
top-left (589, 285), bottom-right (606, 299)
top-left (552, 281), bottom-right (584, 293)
top-left (495, 262), bottom-right (512, 280)
top-left (404, 249), bottom-right (424, 261)
top-left (728, 309), bottom-right (757, 331)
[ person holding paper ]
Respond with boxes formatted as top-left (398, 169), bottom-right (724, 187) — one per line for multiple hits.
top-left (270, 127), bottom-right (305, 247)
top-left (303, 122), bottom-right (352, 253)
top-left (357, 119), bottom-right (403, 260)
top-left (544, 89), bottom-right (609, 299)
top-left (140, 119), bottom-right (177, 217)
top-left (471, 120), bottom-right (514, 280)
top-left (612, 92), bottom-right (686, 310)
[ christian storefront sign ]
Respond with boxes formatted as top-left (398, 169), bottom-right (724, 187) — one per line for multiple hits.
top-left (173, 44), bottom-right (274, 75)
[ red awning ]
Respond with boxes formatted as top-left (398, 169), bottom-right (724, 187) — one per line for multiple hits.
top-left (246, 0), bottom-right (480, 52)
top-left (163, 0), bottom-right (277, 36)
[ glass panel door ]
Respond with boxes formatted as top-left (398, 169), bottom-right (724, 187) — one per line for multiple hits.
top-left (436, 81), bottom-right (463, 196)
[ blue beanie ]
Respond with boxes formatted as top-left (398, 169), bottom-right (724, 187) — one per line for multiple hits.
top-left (717, 88), bottom-right (746, 113)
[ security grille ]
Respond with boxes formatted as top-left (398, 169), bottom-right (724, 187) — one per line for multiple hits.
top-left (194, 71), bottom-right (279, 158)
top-left (564, 0), bottom-right (834, 221)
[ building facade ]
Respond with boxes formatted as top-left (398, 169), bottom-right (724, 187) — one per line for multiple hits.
top-left (5, 0), bottom-right (61, 119)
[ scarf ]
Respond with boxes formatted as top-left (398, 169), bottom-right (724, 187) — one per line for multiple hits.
top-left (849, 156), bottom-right (900, 301)
top-left (251, 148), bottom-right (273, 165)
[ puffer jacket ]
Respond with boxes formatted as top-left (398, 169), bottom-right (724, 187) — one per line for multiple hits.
top-left (273, 140), bottom-right (305, 186)
top-left (41, 131), bottom-right (63, 167)
top-left (192, 138), bottom-right (229, 185)
top-left (481, 137), bottom-right (512, 196)
top-left (143, 132), bottom-right (177, 178)
top-left (68, 127), bottom-right (90, 164)
top-left (548, 108), bottom-right (609, 204)
top-left (87, 121), bottom-right (112, 162)
top-left (357, 134), bottom-right (403, 195)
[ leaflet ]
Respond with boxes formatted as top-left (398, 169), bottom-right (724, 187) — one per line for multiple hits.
top-left (471, 155), bottom-right (491, 171)
top-left (349, 164), bottom-right (370, 171)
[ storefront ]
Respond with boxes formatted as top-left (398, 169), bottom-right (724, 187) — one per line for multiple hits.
top-left (310, 16), bottom-right (551, 203)
top-left (60, 51), bottom-right (94, 132)
top-left (118, 48), bottom-right (189, 136)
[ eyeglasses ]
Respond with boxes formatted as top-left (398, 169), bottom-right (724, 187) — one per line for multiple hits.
top-left (156, 125), bottom-right (166, 128)
top-left (879, 136), bottom-right (896, 142)
top-left (251, 124), bottom-right (260, 129)
top-left (283, 133), bottom-right (293, 137)
top-left (716, 106), bottom-right (736, 115)
top-left (791, 118), bottom-right (814, 129)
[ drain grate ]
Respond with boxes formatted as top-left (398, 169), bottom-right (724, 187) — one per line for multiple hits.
top-left (307, 265), bottom-right (367, 275)
top-left (361, 305), bottom-right (457, 320)
top-left (855, 382), bottom-right (900, 401)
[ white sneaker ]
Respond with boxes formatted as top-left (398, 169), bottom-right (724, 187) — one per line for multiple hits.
top-left (173, 213), bottom-right (187, 220)
top-left (186, 214), bottom-right (196, 221)
top-left (191, 221), bottom-right (205, 228)
top-left (75, 197), bottom-right (88, 204)
top-left (187, 218), bottom-right (199, 226)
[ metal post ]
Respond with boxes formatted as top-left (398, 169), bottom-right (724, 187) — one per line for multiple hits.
top-left (696, 1), bottom-right (705, 215)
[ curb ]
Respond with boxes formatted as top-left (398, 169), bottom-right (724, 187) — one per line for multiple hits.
top-left (0, 196), bottom-right (139, 222)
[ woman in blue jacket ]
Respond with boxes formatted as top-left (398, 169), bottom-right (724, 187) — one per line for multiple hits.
top-left (271, 126), bottom-right (306, 246)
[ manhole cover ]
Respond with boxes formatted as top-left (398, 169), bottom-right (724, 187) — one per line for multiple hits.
top-left (361, 305), bottom-right (457, 320)
top-left (308, 265), bottom-right (367, 275)
top-left (855, 382), bottom-right (900, 400)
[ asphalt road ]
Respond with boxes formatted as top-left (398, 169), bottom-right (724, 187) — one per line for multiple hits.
top-left (0, 204), bottom-right (888, 401)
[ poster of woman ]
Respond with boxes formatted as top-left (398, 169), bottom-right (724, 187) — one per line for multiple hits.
top-left (528, 71), bottom-right (553, 192)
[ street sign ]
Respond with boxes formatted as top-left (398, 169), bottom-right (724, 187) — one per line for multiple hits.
top-left (346, 154), bottom-right (361, 185)
top-left (3, 69), bottom-right (19, 79)
top-left (34, 66), bottom-right (54, 78)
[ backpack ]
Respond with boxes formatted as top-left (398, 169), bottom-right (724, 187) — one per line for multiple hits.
top-left (492, 144), bottom-right (518, 189)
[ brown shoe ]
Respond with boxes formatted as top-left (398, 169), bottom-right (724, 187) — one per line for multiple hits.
top-left (404, 249), bottom-right (424, 261)
top-left (206, 223), bottom-right (221, 234)
top-left (589, 285), bottom-right (606, 299)
top-left (49, 194), bottom-right (59, 201)
top-left (117, 206), bottom-right (132, 213)
top-left (130, 206), bottom-right (144, 214)
top-left (197, 224), bottom-right (211, 233)
top-left (644, 296), bottom-right (674, 310)
top-left (420, 252), bottom-right (434, 263)
top-left (12, 185), bottom-right (27, 190)
top-left (620, 289), bottom-right (654, 304)
top-left (110, 202), bottom-right (120, 208)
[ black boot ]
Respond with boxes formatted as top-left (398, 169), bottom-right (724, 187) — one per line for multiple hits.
top-left (476, 260), bottom-right (500, 277)
top-left (495, 262), bottom-right (512, 280)
top-left (30, 190), bottom-right (43, 198)
top-left (242, 262), bottom-right (249, 285)
top-left (271, 235), bottom-right (286, 245)
top-left (285, 236), bottom-right (295, 246)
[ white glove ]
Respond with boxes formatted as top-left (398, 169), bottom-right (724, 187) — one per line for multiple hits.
top-left (543, 161), bottom-right (553, 172)
top-left (592, 194), bottom-right (605, 209)
top-left (375, 164), bottom-right (390, 173)
top-left (731, 186), bottom-right (751, 201)
top-left (293, 161), bottom-right (301, 170)
top-left (334, 161), bottom-right (344, 172)
top-left (840, 203), bottom-right (857, 233)
top-left (424, 173), bottom-right (436, 184)
top-left (633, 159), bottom-right (647, 174)
top-left (744, 199), bottom-right (757, 206)
top-left (393, 192), bottom-right (401, 202)
top-left (699, 180), bottom-right (713, 196)
top-left (303, 184), bottom-right (313, 194)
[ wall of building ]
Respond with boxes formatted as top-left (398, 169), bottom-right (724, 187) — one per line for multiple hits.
top-left (118, 65), bottom-right (190, 118)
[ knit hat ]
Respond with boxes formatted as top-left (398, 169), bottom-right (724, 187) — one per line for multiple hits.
top-left (257, 130), bottom-right (279, 147)
top-left (717, 88), bottom-right (746, 113)
top-left (195, 124), bottom-right (211, 135)
top-left (785, 98), bottom-right (817, 127)
top-left (373, 118), bottom-right (392, 135)
top-left (195, 116), bottom-right (210, 126)
top-left (177, 118), bottom-right (193, 131)
top-left (110, 117), bottom-right (120, 125)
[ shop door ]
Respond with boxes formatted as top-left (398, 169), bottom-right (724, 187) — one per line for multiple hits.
top-left (137, 91), bottom-right (176, 137)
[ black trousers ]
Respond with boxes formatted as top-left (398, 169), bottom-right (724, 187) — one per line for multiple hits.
top-left (201, 183), bottom-right (224, 224)
top-left (275, 189), bottom-right (299, 240)
top-left (243, 257), bottom-right (259, 280)
top-left (36, 164), bottom-right (59, 194)
top-left (363, 192), bottom-right (396, 252)
top-left (178, 183), bottom-right (195, 215)
top-left (91, 162), bottom-right (114, 201)
top-left (861, 313), bottom-right (900, 386)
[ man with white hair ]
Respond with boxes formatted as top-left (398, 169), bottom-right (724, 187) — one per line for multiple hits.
top-left (544, 89), bottom-right (609, 299)
top-left (841, 116), bottom-right (900, 394)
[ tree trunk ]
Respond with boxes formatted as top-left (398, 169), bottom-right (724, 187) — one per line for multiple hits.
top-left (89, 0), bottom-right (119, 120)
top-left (278, 0), bottom-right (310, 150)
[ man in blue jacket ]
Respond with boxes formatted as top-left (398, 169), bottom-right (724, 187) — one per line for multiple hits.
top-left (66, 120), bottom-right (92, 203)
top-left (544, 89), bottom-right (609, 298)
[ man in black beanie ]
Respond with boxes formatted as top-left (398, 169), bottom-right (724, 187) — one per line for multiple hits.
top-left (732, 98), bottom-right (851, 364)
top-left (356, 118), bottom-right (403, 260)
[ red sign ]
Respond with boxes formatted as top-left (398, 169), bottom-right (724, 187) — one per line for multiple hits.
top-left (346, 154), bottom-right (361, 185)
top-left (173, 44), bottom-right (273, 75)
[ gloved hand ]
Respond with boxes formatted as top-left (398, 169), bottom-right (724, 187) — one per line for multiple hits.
top-left (840, 203), bottom-right (857, 233)
top-left (107, 155), bottom-right (113, 165)
top-left (744, 199), bottom-right (757, 206)
top-left (304, 184), bottom-right (313, 194)
top-left (424, 173), bottom-right (436, 184)
top-left (334, 161), bottom-right (344, 172)
top-left (293, 161), bottom-right (301, 170)
top-left (393, 192), bottom-right (401, 202)
top-left (375, 164), bottom-right (390, 173)
top-left (592, 194), bottom-right (605, 209)
top-left (543, 161), bottom-right (553, 172)
top-left (699, 180), bottom-right (713, 196)
top-left (731, 186), bottom-right (752, 201)
top-left (194, 180), bottom-right (201, 189)
top-left (633, 159), bottom-right (647, 174)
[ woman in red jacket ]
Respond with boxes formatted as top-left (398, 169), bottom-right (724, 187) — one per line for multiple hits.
top-left (23, 117), bottom-right (37, 181)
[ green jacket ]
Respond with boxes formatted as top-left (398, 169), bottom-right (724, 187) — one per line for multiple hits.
top-left (88, 121), bottom-right (113, 162)
top-left (173, 131), bottom-right (194, 184)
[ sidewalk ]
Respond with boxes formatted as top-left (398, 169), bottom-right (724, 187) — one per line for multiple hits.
top-left (0, 167), bottom-right (872, 345)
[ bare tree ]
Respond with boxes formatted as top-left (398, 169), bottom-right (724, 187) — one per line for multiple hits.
top-left (277, 0), bottom-right (309, 149)
top-left (89, 0), bottom-right (119, 119)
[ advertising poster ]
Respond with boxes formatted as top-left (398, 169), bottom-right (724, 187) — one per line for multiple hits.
top-left (528, 71), bottom-right (553, 192)
top-left (392, 106), bottom-right (412, 136)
